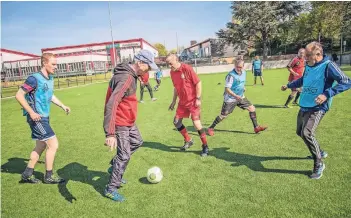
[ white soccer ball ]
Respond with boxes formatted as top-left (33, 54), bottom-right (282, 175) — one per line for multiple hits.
top-left (147, 166), bottom-right (163, 184)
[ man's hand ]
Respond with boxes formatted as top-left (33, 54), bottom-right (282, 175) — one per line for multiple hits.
top-left (195, 99), bottom-right (201, 107)
top-left (61, 105), bottom-right (71, 115)
top-left (169, 101), bottom-right (176, 111)
top-left (234, 95), bottom-right (242, 101)
top-left (29, 112), bottom-right (41, 121)
top-left (140, 81), bottom-right (144, 85)
top-left (105, 136), bottom-right (117, 151)
top-left (281, 85), bottom-right (288, 91)
top-left (315, 94), bottom-right (327, 105)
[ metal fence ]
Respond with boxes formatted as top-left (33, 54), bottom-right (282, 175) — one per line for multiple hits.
top-left (1, 71), bottom-right (112, 98)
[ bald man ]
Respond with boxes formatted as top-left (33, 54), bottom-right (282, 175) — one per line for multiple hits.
top-left (284, 48), bottom-right (306, 108)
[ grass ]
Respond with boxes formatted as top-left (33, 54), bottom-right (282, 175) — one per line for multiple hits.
top-left (1, 68), bottom-right (351, 218)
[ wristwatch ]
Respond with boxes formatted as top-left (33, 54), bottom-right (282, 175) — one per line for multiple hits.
top-left (196, 97), bottom-right (201, 100)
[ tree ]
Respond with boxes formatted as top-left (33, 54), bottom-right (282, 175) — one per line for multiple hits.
top-left (154, 43), bottom-right (168, 56)
top-left (217, 1), bottom-right (304, 59)
top-left (169, 48), bottom-right (177, 54)
top-left (341, 2), bottom-right (351, 37)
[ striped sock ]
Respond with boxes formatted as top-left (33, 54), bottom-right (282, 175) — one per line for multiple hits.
top-left (198, 129), bottom-right (208, 145)
top-left (177, 125), bottom-right (191, 142)
top-left (249, 112), bottom-right (258, 128)
top-left (209, 116), bottom-right (223, 129)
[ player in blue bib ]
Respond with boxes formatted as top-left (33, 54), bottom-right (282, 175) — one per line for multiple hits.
top-left (154, 68), bottom-right (163, 91)
top-left (281, 42), bottom-right (351, 179)
top-left (208, 59), bottom-right (267, 136)
top-left (15, 53), bottom-right (71, 184)
top-left (252, 56), bottom-right (264, 86)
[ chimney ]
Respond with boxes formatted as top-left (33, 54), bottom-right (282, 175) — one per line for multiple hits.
top-left (190, 40), bottom-right (197, 46)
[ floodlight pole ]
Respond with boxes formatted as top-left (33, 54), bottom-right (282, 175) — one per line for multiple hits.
top-left (108, 1), bottom-right (117, 67)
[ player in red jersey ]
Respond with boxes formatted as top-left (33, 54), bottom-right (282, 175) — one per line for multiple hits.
top-left (138, 72), bottom-right (157, 103)
top-left (166, 53), bottom-right (209, 157)
top-left (284, 48), bottom-right (306, 108)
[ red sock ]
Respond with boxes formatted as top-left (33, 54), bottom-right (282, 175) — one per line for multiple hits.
top-left (179, 127), bottom-right (191, 142)
top-left (198, 129), bottom-right (208, 145)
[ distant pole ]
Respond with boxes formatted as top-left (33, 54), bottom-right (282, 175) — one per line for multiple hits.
top-left (108, 1), bottom-right (117, 67)
top-left (340, 34), bottom-right (343, 66)
top-left (176, 32), bottom-right (179, 55)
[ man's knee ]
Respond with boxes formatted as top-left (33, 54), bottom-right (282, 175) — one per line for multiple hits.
top-left (247, 105), bottom-right (255, 112)
top-left (220, 112), bottom-right (229, 119)
top-left (193, 120), bottom-right (202, 131)
top-left (302, 127), bottom-right (312, 140)
top-left (173, 117), bottom-right (183, 129)
top-left (46, 137), bottom-right (59, 151)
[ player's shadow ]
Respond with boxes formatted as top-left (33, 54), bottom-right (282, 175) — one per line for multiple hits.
top-left (142, 143), bottom-right (309, 176)
top-left (172, 126), bottom-right (254, 135)
top-left (1, 158), bottom-right (111, 203)
top-left (1, 157), bottom-right (45, 182)
top-left (57, 162), bottom-right (111, 203)
top-left (254, 104), bottom-right (285, 109)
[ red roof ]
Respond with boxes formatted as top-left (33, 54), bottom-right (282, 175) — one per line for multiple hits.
top-left (0, 48), bottom-right (40, 58)
top-left (42, 38), bottom-right (157, 52)
top-left (184, 38), bottom-right (212, 50)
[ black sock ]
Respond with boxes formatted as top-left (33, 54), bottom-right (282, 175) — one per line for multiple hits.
top-left (209, 116), bottom-right (223, 129)
top-left (45, 170), bottom-right (53, 178)
top-left (284, 95), bottom-right (294, 106)
top-left (22, 167), bottom-right (34, 178)
top-left (294, 92), bottom-right (301, 103)
top-left (249, 112), bottom-right (258, 128)
top-left (177, 124), bottom-right (185, 131)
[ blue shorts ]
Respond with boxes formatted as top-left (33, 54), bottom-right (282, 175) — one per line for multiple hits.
top-left (27, 116), bottom-right (55, 141)
top-left (254, 69), bottom-right (262, 76)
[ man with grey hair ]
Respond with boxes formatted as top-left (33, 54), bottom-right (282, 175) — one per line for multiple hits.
top-left (281, 41), bottom-right (351, 179)
top-left (208, 59), bottom-right (267, 136)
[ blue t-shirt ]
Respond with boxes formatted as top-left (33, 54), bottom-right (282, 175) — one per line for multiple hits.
top-left (21, 72), bottom-right (54, 117)
top-left (252, 60), bottom-right (262, 70)
top-left (155, 70), bottom-right (163, 79)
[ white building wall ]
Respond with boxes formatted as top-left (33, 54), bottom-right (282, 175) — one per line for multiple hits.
top-left (120, 48), bottom-right (136, 61)
top-left (56, 54), bottom-right (108, 63)
top-left (1, 51), bottom-right (38, 62)
top-left (43, 45), bottom-right (107, 55)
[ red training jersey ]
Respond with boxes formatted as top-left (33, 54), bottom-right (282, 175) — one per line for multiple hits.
top-left (170, 63), bottom-right (200, 107)
top-left (140, 72), bottom-right (150, 83)
top-left (287, 57), bottom-right (305, 79)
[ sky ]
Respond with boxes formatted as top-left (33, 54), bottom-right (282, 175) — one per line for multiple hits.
top-left (1, 1), bottom-right (232, 55)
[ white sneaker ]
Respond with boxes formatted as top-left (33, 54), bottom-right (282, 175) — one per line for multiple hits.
top-left (151, 98), bottom-right (157, 101)
top-left (139, 100), bottom-right (144, 103)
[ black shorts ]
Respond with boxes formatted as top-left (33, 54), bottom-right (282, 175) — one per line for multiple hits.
top-left (221, 98), bottom-right (252, 115)
top-left (254, 69), bottom-right (262, 76)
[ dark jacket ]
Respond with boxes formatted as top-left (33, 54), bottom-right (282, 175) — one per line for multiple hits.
top-left (103, 63), bottom-right (138, 137)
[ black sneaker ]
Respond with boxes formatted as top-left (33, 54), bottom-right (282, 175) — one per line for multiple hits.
top-left (21, 175), bottom-right (41, 184)
top-left (200, 145), bottom-right (209, 157)
top-left (44, 175), bottom-right (65, 184)
top-left (180, 139), bottom-right (194, 151)
top-left (309, 162), bottom-right (326, 179)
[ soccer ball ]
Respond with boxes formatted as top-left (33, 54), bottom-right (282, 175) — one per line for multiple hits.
top-left (147, 166), bottom-right (163, 184)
